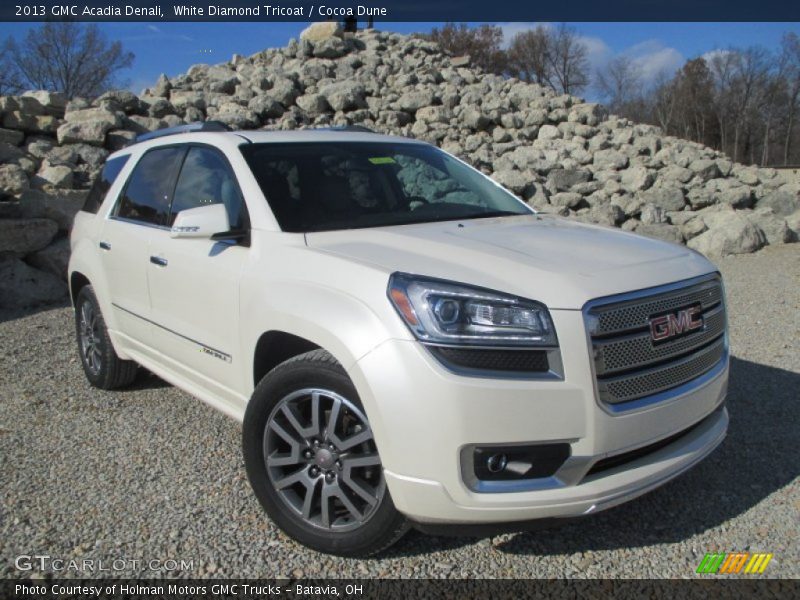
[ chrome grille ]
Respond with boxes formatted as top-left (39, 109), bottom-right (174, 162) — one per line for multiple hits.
top-left (586, 276), bottom-right (727, 406)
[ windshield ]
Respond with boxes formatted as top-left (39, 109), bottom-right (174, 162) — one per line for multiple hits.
top-left (240, 142), bottom-right (533, 232)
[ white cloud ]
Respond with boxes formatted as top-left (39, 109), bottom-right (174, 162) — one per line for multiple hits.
top-left (624, 40), bottom-right (684, 82)
top-left (147, 25), bottom-right (161, 33)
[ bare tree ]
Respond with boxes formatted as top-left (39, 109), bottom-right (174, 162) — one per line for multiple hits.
top-left (425, 23), bottom-right (507, 75)
top-left (779, 32), bottom-right (800, 164)
top-left (507, 26), bottom-right (551, 85)
top-left (0, 44), bottom-right (24, 96)
top-left (546, 24), bottom-right (589, 95)
top-left (595, 55), bottom-right (642, 112)
top-left (4, 22), bottom-right (134, 98)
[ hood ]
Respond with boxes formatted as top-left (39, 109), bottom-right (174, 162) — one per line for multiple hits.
top-left (305, 214), bottom-right (717, 309)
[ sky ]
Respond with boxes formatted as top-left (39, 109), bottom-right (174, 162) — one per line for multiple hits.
top-left (0, 21), bottom-right (798, 99)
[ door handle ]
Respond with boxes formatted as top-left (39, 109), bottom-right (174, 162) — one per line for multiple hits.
top-left (149, 256), bottom-right (168, 267)
top-left (99, 241), bottom-right (111, 250)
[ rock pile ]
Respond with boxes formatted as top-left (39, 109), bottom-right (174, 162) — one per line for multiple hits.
top-left (0, 24), bottom-right (798, 308)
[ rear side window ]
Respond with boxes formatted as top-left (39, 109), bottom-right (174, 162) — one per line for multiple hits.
top-left (82, 155), bottom-right (130, 214)
top-left (170, 146), bottom-right (245, 229)
top-left (115, 147), bottom-right (185, 226)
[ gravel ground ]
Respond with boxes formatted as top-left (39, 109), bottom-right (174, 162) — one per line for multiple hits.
top-left (1, 245), bottom-right (798, 579)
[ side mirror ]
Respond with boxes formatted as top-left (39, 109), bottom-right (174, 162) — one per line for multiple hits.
top-left (170, 203), bottom-right (230, 239)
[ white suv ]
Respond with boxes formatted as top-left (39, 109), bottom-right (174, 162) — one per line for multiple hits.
top-left (69, 123), bottom-right (729, 556)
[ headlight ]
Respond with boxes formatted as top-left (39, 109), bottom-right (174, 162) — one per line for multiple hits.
top-left (387, 273), bottom-right (557, 347)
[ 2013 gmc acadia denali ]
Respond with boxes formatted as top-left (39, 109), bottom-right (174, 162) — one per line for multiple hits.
top-left (68, 123), bottom-right (729, 556)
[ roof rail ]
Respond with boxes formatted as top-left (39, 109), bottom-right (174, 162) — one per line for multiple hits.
top-left (134, 120), bottom-right (231, 143)
top-left (322, 125), bottom-right (375, 133)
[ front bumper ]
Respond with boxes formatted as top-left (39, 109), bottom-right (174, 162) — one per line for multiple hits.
top-left (348, 309), bottom-right (729, 524)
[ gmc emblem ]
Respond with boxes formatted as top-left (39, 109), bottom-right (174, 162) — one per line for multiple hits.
top-left (649, 306), bottom-right (704, 342)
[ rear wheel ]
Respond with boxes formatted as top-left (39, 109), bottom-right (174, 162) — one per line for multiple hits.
top-left (243, 349), bottom-right (408, 556)
top-left (74, 285), bottom-right (138, 389)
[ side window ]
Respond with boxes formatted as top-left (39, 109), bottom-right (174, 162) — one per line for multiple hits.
top-left (170, 147), bottom-right (245, 229)
top-left (82, 155), bottom-right (130, 214)
top-left (115, 147), bottom-right (185, 226)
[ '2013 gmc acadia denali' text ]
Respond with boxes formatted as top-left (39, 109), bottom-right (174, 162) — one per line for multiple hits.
top-left (68, 123), bottom-right (729, 556)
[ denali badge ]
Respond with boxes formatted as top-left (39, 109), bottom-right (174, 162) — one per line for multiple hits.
top-left (649, 306), bottom-right (704, 342)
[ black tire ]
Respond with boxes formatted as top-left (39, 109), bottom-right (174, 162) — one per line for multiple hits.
top-left (74, 285), bottom-right (138, 390)
top-left (243, 349), bottom-right (408, 556)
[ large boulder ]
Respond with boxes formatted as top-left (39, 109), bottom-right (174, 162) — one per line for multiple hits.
top-left (26, 238), bottom-right (71, 280)
top-left (0, 257), bottom-right (67, 308)
top-left (757, 188), bottom-right (799, 217)
top-left (300, 22), bottom-right (343, 43)
top-left (0, 218), bottom-right (58, 255)
top-left (687, 211), bottom-right (766, 258)
top-left (57, 108), bottom-right (122, 145)
top-left (18, 189), bottom-right (87, 231)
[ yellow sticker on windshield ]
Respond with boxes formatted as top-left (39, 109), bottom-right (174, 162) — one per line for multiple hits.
top-left (368, 157), bottom-right (396, 165)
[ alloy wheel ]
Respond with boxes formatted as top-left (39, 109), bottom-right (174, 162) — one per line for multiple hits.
top-left (263, 388), bottom-right (385, 532)
top-left (79, 300), bottom-right (102, 375)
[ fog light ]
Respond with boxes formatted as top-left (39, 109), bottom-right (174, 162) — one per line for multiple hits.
top-left (486, 453), bottom-right (508, 473)
top-left (472, 443), bottom-right (570, 482)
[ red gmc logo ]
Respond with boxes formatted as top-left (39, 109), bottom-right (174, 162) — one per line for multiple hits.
top-left (649, 306), bottom-right (704, 342)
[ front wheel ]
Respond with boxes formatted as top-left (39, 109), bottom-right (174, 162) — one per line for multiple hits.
top-left (242, 349), bottom-right (408, 556)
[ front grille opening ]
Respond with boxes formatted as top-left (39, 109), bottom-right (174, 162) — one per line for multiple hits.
top-left (429, 347), bottom-right (549, 373)
top-left (585, 408), bottom-right (719, 478)
top-left (473, 443), bottom-right (570, 482)
top-left (586, 276), bottom-right (727, 406)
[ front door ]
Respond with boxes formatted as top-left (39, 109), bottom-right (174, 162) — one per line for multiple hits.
top-left (146, 146), bottom-right (250, 404)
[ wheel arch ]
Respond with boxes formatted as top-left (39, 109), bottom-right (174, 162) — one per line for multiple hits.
top-left (252, 330), bottom-right (322, 388)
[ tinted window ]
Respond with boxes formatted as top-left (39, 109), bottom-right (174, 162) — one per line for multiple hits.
top-left (115, 147), bottom-right (185, 226)
top-left (240, 142), bottom-right (531, 233)
top-left (170, 147), bottom-right (245, 229)
top-left (82, 155), bottom-right (130, 214)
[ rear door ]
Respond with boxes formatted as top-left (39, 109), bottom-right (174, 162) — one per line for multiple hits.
top-left (146, 145), bottom-right (250, 400)
top-left (100, 146), bottom-right (185, 345)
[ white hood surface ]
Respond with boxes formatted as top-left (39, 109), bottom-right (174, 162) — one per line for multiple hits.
top-left (305, 214), bottom-right (717, 309)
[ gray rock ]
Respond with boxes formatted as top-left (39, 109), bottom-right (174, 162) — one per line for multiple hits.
top-left (620, 166), bottom-right (654, 192)
top-left (688, 211), bottom-right (766, 258)
top-left (0, 128), bottom-right (24, 145)
top-left (635, 223), bottom-right (684, 245)
top-left (300, 22), bottom-right (342, 42)
top-left (0, 218), bottom-right (58, 254)
top-left (0, 257), bottom-right (67, 308)
top-left (716, 185), bottom-right (753, 209)
top-left (0, 164), bottom-right (30, 198)
top-left (639, 188), bottom-right (685, 211)
top-left (19, 189), bottom-right (87, 231)
top-left (550, 192), bottom-right (584, 209)
top-left (106, 130), bottom-right (137, 151)
top-left (313, 37), bottom-right (347, 59)
top-left (32, 163), bottom-right (73, 190)
top-left (747, 208), bottom-right (792, 245)
top-left (640, 203), bottom-right (667, 225)
top-left (319, 81), bottom-right (365, 112)
top-left (248, 96), bottom-right (285, 119)
top-left (462, 108), bottom-right (490, 131)
top-left (25, 238), bottom-right (70, 280)
top-left (547, 169), bottom-right (591, 193)
top-left (491, 170), bottom-right (530, 195)
top-left (689, 158), bottom-right (721, 182)
top-left (398, 90), bottom-right (435, 113)
top-left (593, 149), bottom-right (628, 170)
top-left (538, 124), bottom-right (561, 140)
top-left (757, 188), bottom-right (799, 217)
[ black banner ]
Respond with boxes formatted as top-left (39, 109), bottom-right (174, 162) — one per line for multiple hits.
top-left (3, 579), bottom-right (799, 600)
top-left (2, 0), bottom-right (800, 22)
